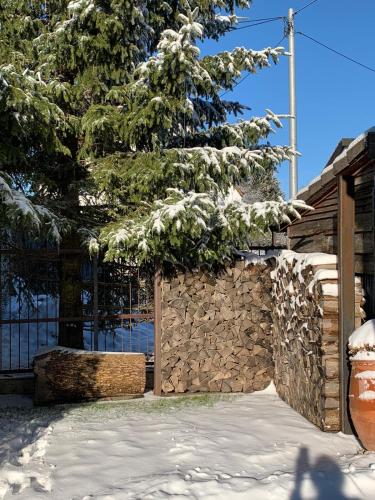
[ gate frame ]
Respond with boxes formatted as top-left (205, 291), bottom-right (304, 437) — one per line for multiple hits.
top-left (153, 267), bottom-right (162, 396)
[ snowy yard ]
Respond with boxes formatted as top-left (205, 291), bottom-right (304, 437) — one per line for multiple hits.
top-left (1, 386), bottom-right (375, 499)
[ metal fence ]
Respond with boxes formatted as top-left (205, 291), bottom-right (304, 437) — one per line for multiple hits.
top-left (0, 246), bottom-right (154, 372)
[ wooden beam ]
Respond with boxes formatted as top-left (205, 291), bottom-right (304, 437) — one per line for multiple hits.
top-left (372, 177), bottom-right (375, 318)
top-left (0, 253), bottom-right (2, 371)
top-left (338, 174), bottom-right (355, 434)
top-left (153, 267), bottom-right (162, 396)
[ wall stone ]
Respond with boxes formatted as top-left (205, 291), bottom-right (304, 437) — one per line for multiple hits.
top-left (34, 347), bottom-right (145, 404)
top-left (271, 251), bottom-right (364, 431)
top-left (160, 260), bottom-right (274, 394)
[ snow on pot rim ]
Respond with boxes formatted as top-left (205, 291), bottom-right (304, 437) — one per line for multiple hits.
top-left (349, 319), bottom-right (375, 360)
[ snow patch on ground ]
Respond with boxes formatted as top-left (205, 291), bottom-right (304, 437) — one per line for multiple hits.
top-left (2, 391), bottom-right (375, 499)
top-left (0, 403), bottom-right (60, 499)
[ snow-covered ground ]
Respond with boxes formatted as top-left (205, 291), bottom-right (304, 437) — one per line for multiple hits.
top-left (1, 386), bottom-right (375, 499)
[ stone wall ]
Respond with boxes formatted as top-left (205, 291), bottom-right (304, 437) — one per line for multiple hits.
top-left (160, 260), bottom-right (274, 394)
top-left (34, 347), bottom-right (145, 404)
top-left (271, 251), bottom-right (364, 431)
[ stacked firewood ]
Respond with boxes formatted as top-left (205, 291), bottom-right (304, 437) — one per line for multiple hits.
top-left (160, 260), bottom-right (274, 393)
top-left (271, 251), bottom-right (364, 431)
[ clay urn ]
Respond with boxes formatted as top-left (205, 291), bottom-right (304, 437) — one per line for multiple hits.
top-left (349, 319), bottom-right (375, 451)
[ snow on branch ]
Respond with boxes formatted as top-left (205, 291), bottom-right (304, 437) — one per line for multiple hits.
top-left (134, 6), bottom-right (285, 98)
top-left (68, 0), bottom-right (95, 17)
top-left (200, 46), bottom-right (285, 90)
top-left (188, 110), bottom-right (287, 148)
top-left (221, 196), bottom-right (310, 236)
top-left (0, 64), bottom-right (69, 155)
top-left (91, 142), bottom-right (295, 213)
top-left (100, 187), bottom-right (310, 265)
top-left (0, 174), bottom-right (64, 242)
top-left (170, 144), bottom-right (295, 189)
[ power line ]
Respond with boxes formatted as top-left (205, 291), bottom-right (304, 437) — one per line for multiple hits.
top-left (233, 0), bottom-right (319, 31)
top-left (297, 31), bottom-right (375, 74)
top-left (230, 17), bottom-right (283, 31)
top-left (295, 0), bottom-right (320, 15)
top-left (237, 17), bottom-right (283, 24)
top-left (274, 34), bottom-right (287, 49)
top-left (220, 73), bottom-right (251, 97)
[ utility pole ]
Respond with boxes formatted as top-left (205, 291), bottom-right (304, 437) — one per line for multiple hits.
top-left (288, 8), bottom-right (298, 199)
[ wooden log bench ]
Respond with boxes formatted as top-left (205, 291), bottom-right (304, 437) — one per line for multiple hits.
top-left (33, 347), bottom-right (146, 405)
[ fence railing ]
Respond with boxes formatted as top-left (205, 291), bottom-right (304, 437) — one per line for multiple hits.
top-left (0, 246), bottom-right (154, 372)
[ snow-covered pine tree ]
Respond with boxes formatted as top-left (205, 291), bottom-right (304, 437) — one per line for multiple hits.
top-left (86, 5), bottom-right (307, 267)
top-left (1, 0), bottom-right (307, 266)
top-left (0, 1), bottom-right (68, 239)
top-left (1, 0), bottom-right (265, 243)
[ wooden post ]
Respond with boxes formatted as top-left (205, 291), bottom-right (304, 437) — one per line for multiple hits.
top-left (0, 252), bottom-right (2, 371)
top-left (153, 266), bottom-right (162, 396)
top-left (338, 174), bottom-right (355, 434)
top-left (58, 236), bottom-right (84, 350)
top-left (93, 255), bottom-right (99, 351)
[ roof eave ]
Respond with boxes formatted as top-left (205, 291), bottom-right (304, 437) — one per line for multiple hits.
top-left (297, 129), bottom-right (375, 204)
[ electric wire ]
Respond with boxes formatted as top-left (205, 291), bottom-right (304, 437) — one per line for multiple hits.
top-left (273, 34), bottom-right (287, 49)
top-left (218, 0), bottom-right (375, 103)
top-left (230, 17), bottom-right (283, 31)
top-left (294, 0), bottom-right (320, 15)
top-left (297, 31), bottom-right (375, 74)
top-left (220, 73), bottom-right (251, 97)
top-left (237, 17), bottom-right (283, 24)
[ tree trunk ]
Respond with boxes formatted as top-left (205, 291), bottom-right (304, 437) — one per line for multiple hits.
top-left (58, 232), bottom-right (84, 349)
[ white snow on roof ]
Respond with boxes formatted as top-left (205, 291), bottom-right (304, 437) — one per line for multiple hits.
top-left (297, 129), bottom-right (370, 199)
top-left (348, 132), bottom-right (366, 151)
top-left (331, 148), bottom-right (347, 166)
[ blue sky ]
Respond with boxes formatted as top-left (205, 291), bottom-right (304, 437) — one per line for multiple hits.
top-left (201, 0), bottom-right (375, 198)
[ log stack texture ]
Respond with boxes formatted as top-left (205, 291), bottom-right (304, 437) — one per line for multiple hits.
top-left (34, 348), bottom-right (145, 404)
top-left (160, 260), bottom-right (274, 394)
top-left (271, 251), bottom-right (364, 431)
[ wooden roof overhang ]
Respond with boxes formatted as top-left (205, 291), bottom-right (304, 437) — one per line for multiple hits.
top-left (297, 130), bottom-right (375, 208)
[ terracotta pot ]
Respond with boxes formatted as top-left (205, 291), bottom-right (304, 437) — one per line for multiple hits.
top-left (349, 359), bottom-right (375, 451)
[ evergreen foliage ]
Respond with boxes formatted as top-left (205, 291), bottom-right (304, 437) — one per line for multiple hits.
top-left (0, 0), bottom-right (308, 266)
top-left (85, 5), bottom-right (307, 266)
